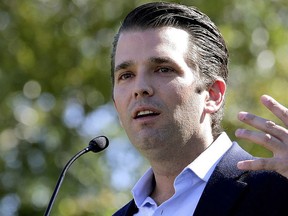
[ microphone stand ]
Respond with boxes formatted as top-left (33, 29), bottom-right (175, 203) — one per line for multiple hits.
top-left (44, 147), bottom-right (89, 216)
top-left (44, 136), bottom-right (109, 216)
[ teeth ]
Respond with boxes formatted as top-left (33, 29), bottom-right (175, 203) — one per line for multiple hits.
top-left (137, 110), bottom-right (154, 117)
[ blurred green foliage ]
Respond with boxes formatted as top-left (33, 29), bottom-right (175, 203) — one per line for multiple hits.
top-left (0, 0), bottom-right (287, 215)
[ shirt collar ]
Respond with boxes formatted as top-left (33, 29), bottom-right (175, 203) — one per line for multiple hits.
top-left (132, 132), bottom-right (233, 207)
top-left (132, 168), bottom-right (154, 207)
top-left (187, 132), bottom-right (233, 182)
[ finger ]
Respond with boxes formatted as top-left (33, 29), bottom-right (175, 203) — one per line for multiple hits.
top-left (235, 128), bottom-right (284, 153)
top-left (238, 112), bottom-right (267, 132)
top-left (237, 159), bottom-right (272, 171)
top-left (261, 95), bottom-right (288, 127)
top-left (237, 112), bottom-right (288, 143)
top-left (238, 159), bottom-right (288, 179)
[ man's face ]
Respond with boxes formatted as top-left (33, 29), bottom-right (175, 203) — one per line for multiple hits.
top-left (113, 27), bottom-right (208, 159)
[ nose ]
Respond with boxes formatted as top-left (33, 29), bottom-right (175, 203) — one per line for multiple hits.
top-left (133, 74), bottom-right (154, 98)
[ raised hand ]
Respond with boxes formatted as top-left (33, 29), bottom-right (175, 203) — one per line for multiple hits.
top-left (235, 95), bottom-right (288, 179)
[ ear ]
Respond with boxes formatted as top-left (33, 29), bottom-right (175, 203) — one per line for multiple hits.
top-left (204, 79), bottom-right (226, 114)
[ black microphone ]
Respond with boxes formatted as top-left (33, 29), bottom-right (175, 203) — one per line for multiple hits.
top-left (44, 136), bottom-right (109, 216)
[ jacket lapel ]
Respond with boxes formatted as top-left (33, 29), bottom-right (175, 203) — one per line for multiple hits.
top-left (194, 142), bottom-right (253, 216)
top-left (112, 200), bottom-right (138, 216)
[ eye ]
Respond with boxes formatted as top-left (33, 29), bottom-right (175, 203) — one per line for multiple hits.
top-left (156, 67), bottom-right (175, 74)
top-left (118, 72), bottom-right (134, 80)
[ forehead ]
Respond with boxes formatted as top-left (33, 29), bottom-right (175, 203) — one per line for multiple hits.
top-left (114, 27), bottom-right (190, 68)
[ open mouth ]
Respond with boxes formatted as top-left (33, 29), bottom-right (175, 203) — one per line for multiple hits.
top-left (135, 110), bottom-right (160, 119)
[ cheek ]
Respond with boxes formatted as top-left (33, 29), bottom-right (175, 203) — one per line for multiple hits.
top-left (114, 99), bottom-right (125, 117)
top-left (113, 83), bottom-right (136, 123)
top-left (113, 91), bottom-right (127, 120)
top-left (114, 102), bottom-right (126, 129)
top-left (113, 85), bottom-right (127, 105)
top-left (171, 83), bottom-right (195, 104)
top-left (174, 84), bottom-right (204, 117)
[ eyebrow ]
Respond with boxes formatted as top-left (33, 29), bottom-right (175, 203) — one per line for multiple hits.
top-left (114, 60), bottom-right (134, 73)
top-left (149, 56), bottom-right (176, 65)
top-left (114, 56), bottom-right (176, 73)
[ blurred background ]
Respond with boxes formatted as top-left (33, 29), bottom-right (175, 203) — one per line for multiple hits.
top-left (0, 0), bottom-right (287, 215)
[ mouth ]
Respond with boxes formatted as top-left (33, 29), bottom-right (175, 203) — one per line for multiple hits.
top-left (134, 110), bottom-right (160, 119)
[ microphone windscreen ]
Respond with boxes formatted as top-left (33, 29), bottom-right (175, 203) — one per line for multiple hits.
top-left (88, 136), bottom-right (109, 153)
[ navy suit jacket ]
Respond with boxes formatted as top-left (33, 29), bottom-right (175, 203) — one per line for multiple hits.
top-left (113, 143), bottom-right (288, 216)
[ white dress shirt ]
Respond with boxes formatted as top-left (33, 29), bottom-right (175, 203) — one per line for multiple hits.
top-left (132, 132), bottom-right (233, 216)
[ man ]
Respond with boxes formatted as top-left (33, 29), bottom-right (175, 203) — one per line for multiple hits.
top-left (111, 2), bottom-right (288, 215)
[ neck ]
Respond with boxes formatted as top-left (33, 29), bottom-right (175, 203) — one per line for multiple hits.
top-left (149, 171), bottom-right (177, 205)
top-left (148, 145), bottom-right (203, 205)
top-left (148, 134), bottom-right (214, 205)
